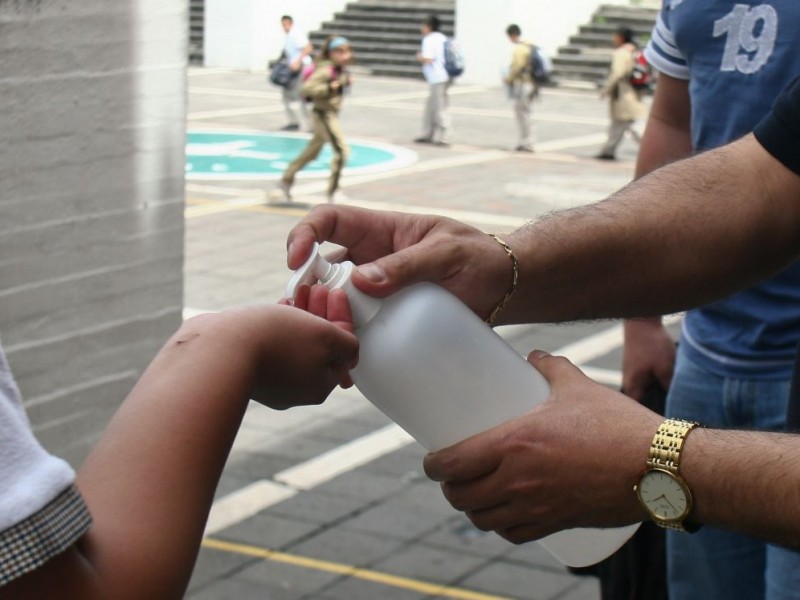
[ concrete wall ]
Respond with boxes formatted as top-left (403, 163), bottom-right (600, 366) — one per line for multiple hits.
top-left (455, 0), bottom-right (628, 85)
top-left (205, 0), bottom-right (348, 72)
top-left (0, 0), bottom-right (187, 467)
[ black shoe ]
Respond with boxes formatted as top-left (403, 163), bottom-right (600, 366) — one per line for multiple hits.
top-left (516, 145), bottom-right (534, 153)
top-left (414, 137), bottom-right (433, 144)
top-left (595, 153), bottom-right (615, 160)
top-left (281, 124), bottom-right (300, 131)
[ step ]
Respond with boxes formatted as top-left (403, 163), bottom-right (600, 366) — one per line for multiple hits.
top-left (552, 53), bottom-right (612, 69)
top-left (369, 64), bottom-right (426, 79)
top-left (350, 50), bottom-right (422, 67)
top-left (310, 30), bottom-right (422, 46)
top-left (336, 8), bottom-right (455, 22)
top-left (580, 23), bottom-right (654, 36)
top-left (318, 18), bottom-right (454, 35)
top-left (346, 1), bottom-right (455, 12)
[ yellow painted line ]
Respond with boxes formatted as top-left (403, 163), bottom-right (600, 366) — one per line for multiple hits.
top-left (185, 198), bottom-right (310, 219)
top-left (201, 537), bottom-right (512, 600)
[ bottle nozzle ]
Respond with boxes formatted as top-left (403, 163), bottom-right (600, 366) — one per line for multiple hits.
top-left (285, 242), bottom-right (383, 328)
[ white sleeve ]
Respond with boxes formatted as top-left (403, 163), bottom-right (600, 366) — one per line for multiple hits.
top-left (0, 347), bottom-right (80, 532)
top-left (0, 345), bottom-right (91, 585)
top-left (644, 11), bottom-right (690, 80)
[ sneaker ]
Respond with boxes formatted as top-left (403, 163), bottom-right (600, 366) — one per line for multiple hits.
top-left (327, 190), bottom-right (348, 204)
top-left (595, 153), bottom-right (616, 161)
top-left (277, 179), bottom-right (292, 202)
top-left (281, 123), bottom-right (300, 131)
top-left (432, 140), bottom-right (450, 147)
top-left (516, 145), bottom-right (534, 153)
top-left (413, 137), bottom-right (433, 144)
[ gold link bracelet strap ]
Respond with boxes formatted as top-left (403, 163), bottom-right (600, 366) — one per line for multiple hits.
top-left (647, 418), bottom-right (700, 473)
top-left (486, 234), bottom-right (520, 326)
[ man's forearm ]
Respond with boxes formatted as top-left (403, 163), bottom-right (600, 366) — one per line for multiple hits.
top-left (503, 134), bottom-right (800, 323)
top-left (683, 428), bottom-right (800, 547)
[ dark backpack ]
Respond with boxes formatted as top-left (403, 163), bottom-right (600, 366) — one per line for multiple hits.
top-left (527, 44), bottom-right (551, 85)
top-left (629, 49), bottom-right (653, 90)
top-left (444, 37), bottom-right (465, 78)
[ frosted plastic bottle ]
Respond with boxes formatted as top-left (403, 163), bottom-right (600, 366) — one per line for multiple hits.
top-left (286, 244), bottom-right (640, 567)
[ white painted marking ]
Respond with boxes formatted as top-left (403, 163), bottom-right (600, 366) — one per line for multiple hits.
top-left (274, 424), bottom-right (415, 490)
top-left (205, 480), bottom-right (297, 535)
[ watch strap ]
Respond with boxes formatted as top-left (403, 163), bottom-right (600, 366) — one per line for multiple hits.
top-left (647, 418), bottom-right (699, 474)
top-left (646, 418), bottom-right (702, 533)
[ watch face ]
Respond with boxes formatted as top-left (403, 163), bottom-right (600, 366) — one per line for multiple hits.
top-left (637, 469), bottom-right (692, 522)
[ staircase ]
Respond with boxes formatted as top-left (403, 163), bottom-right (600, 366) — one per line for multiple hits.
top-left (309, 1), bottom-right (455, 79)
top-left (549, 4), bottom-right (659, 88)
top-left (189, 0), bottom-right (204, 65)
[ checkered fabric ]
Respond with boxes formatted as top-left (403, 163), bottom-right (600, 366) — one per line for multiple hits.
top-left (0, 485), bottom-right (92, 586)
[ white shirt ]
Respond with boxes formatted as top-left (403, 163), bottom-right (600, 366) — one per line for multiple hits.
top-left (421, 31), bottom-right (449, 84)
top-left (0, 344), bottom-right (76, 533)
top-left (284, 26), bottom-right (310, 64)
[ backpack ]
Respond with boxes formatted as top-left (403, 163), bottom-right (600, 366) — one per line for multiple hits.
top-left (527, 44), bottom-right (551, 85)
top-left (443, 37), bottom-right (465, 78)
top-left (629, 49), bottom-right (653, 90)
top-left (300, 62), bottom-right (336, 102)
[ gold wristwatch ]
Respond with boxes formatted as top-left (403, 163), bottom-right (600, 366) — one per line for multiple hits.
top-left (635, 418), bottom-right (702, 532)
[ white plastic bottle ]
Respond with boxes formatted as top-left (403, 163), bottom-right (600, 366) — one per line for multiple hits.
top-left (286, 244), bottom-right (640, 567)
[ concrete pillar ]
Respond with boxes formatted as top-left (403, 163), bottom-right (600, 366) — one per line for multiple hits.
top-left (0, 0), bottom-right (186, 466)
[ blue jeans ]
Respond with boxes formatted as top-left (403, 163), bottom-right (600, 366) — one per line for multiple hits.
top-left (666, 345), bottom-right (800, 600)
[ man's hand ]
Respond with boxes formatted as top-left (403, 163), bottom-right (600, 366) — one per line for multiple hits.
top-left (287, 206), bottom-right (514, 321)
top-left (622, 319), bottom-right (676, 401)
top-left (423, 351), bottom-right (657, 544)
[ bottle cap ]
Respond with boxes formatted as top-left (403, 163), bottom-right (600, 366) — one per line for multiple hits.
top-left (286, 243), bottom-right (382, 328)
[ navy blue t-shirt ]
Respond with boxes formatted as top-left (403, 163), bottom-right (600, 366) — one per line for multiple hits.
top-left (646, 3), bottom-right (800, 379)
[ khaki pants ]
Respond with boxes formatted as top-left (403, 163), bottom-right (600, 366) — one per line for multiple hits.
top-left (421, 81), bottom-right (451, 143)
top-left (283, 109), bottom-right (349, 196)
top-left (282, 74), bottom-right (308, 129)
top-left (599, 118), bottom-right (640, 157)
top-left (511, 82), bottom-right (535, 148)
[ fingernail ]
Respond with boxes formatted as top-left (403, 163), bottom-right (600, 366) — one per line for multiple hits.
top-left (356, 263), bottom-right (386, 283)
top-left (530, 350), bottom-right (550, 360)
top-left (287, 241), bottom-right (295, 264)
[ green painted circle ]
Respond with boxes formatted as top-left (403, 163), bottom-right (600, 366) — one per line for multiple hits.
top-left (186, 131), bottom-right (416, 180)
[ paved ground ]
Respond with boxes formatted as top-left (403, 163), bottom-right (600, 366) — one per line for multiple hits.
top-left (183, 67), bottom-right (669, 600)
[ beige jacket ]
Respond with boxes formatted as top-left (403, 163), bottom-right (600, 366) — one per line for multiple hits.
top-left (601, 44), bottom-right (644, 121)
top-left (505, 40), bottom-right (533, 85)
top-left (301, 60), bottom-right (350, 112)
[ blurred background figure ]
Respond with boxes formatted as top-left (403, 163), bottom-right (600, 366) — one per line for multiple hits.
top-left (504, 24), bottom-right (536, 153)
top-left (596, 26), bottom-right (643, 161)
top-left (414, 14), bottom-right (451, 147)
top-left (276, 36), bottom-right (353, 204)
top-left (279, 14), bottom-right (313, 132)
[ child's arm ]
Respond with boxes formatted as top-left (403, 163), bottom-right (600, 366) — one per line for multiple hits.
top-left (2, 298), bottom-right (356, 599)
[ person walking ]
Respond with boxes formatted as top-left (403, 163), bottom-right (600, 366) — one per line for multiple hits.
top-left (276, 37), bottom-right (353, 204)
top-left (596, 27), bottom-right (644, 160)
top-left (504, 24), bottom-right (536, 152)
top-left (414, 15), bottom-right (451, 147)
top-left (279, 15), bottom-right (312, 132)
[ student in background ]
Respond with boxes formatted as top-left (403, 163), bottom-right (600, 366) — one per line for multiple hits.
top-left (276, 37), bottom-right (354, 205)
top-left (414, 15), bottom-right (451, 147)
top-left (596, 27), bottom-right (643, 161)
top-left (504, 24), bottom-right (536, 153)
top-left (279, 15), bottom-right (313, 132)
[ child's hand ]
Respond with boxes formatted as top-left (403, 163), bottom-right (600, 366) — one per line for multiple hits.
top-left (248, 293), bottom-right (358, 409)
